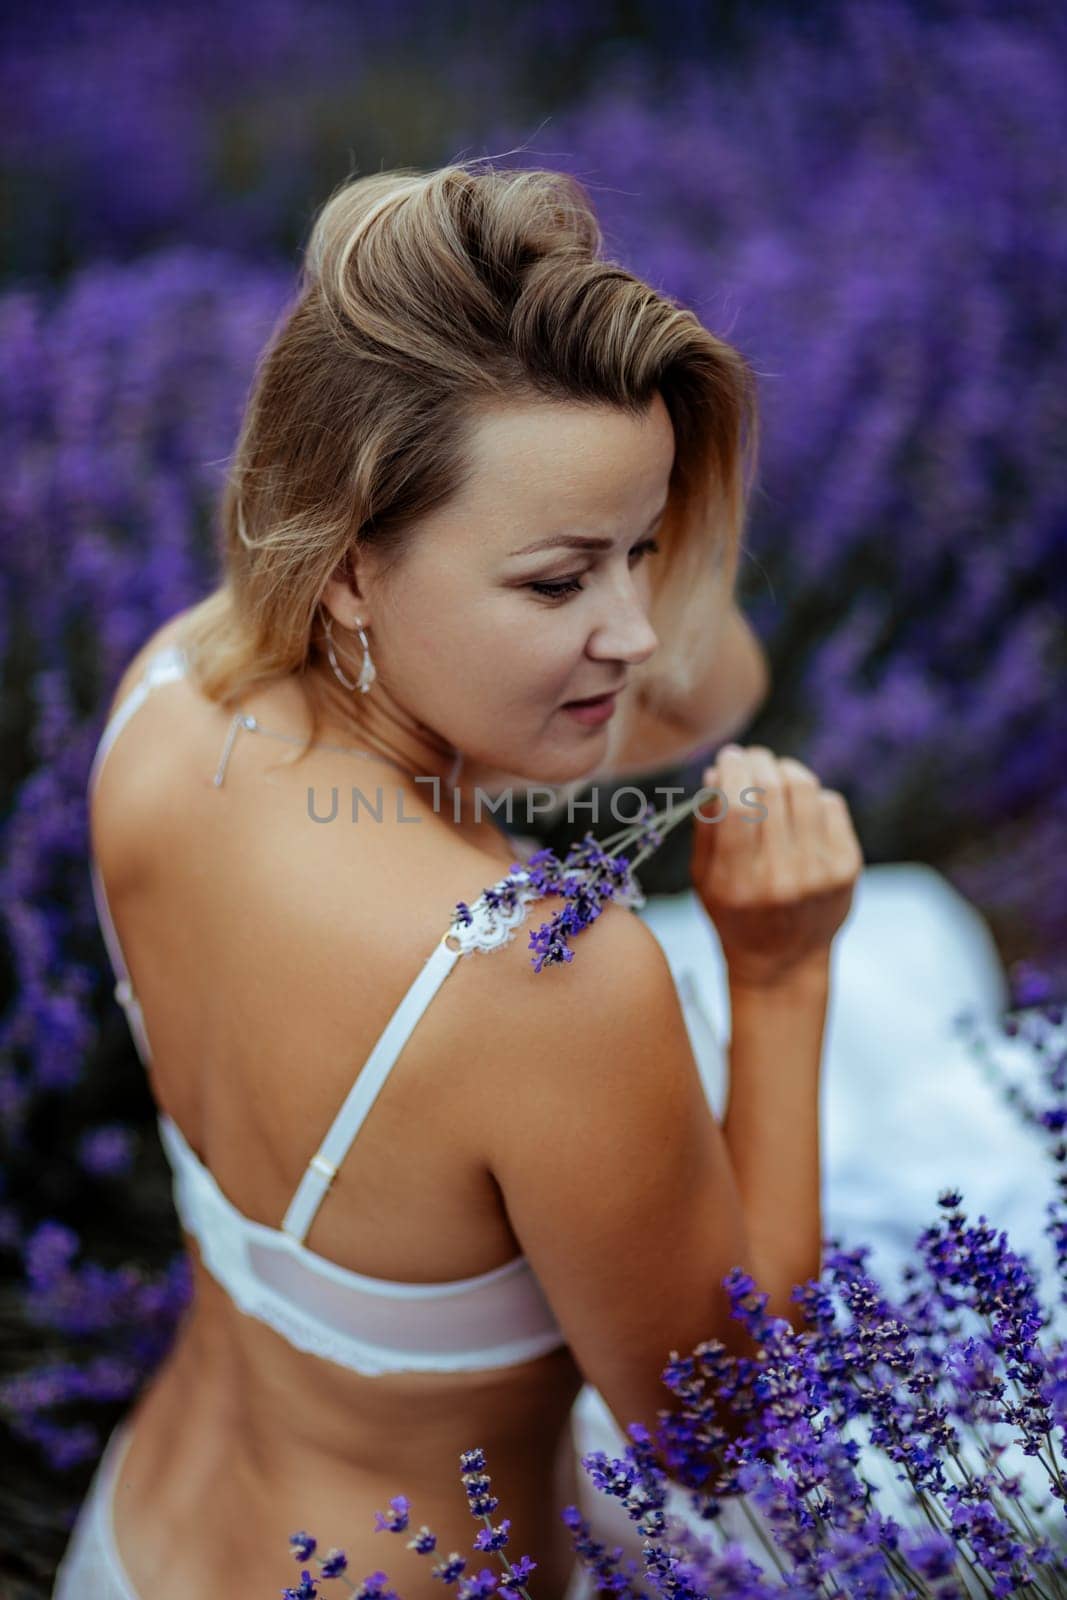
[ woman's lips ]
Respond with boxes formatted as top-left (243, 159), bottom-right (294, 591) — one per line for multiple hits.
top-left (560, 692), bottom-right (618, 726)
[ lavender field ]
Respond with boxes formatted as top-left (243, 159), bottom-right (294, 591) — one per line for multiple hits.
top-left (1, 1), bottom-right (1065, 1595)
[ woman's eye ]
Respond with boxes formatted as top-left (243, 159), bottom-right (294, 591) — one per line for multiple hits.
top-left (528, 575), bottom-right (584, 599)
top-left (527, 538), bottom-right (661, 602)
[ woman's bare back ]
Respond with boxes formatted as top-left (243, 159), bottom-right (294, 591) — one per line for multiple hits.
top-left (90, 621), bottom-right (585, 1599)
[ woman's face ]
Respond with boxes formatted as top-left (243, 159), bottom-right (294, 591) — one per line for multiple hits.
top-left (325, 393), bottom-right (675, 788)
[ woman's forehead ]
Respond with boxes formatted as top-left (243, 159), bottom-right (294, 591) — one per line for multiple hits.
top-left (453, 399), bottom-right (675, 534)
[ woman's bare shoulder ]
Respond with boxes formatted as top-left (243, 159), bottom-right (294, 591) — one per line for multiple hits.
top-left (505, 891), bottom-right (676, 1021)
top-left (439, 887), bottom-right (682, 1078)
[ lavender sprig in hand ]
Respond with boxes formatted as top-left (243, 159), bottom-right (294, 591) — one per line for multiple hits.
top-left (456, 793), bottom-right (701, 974)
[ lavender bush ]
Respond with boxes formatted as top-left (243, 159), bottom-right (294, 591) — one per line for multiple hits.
top-left (275, 997), bottom-right (1067, 1598)
top-left (0, 0), bottom-right (821, 278)
top-left (0, 253), bottom-right (282, 1571)
top-left (492, 0), bottom-right (1067, 990)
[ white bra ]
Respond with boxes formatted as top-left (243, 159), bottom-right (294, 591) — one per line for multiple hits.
top-left (87, 641), bottom-right (570, 1376)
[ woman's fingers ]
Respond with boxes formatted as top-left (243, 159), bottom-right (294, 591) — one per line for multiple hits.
top-left (689, 743), bottom-right (863, 987)
top-left (705, 745), bottom-right (757, 902)
top-left (743, 745), bottom-right (792, 897)
top-left (818, 788), bottom-right (864, 880)
top-left (777, 757), bottom-right (825, 890)
top-left (690, 766), bottom-right (723, 884)
top-left (692, 748), bottom-right (855, 895)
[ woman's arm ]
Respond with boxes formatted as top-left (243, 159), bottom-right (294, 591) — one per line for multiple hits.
top-left (723, 959), bottom-right (829, 1331)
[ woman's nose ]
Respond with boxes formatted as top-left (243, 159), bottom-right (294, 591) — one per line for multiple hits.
top-left (586, 588), bottom-right (659, 666)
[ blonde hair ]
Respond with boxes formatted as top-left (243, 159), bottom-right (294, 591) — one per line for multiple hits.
top-left (181, 159), bottom-right (760, 790)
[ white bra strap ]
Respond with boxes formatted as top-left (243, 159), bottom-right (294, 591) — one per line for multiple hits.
top-left (280, 936), bottom-right (463, 1242)
top-left (87, 642), bottom-right (190, 1067)
top-left (88, 644), bottom-right (188, 798)
top-left (89, 854), bottom-right (153, 1064)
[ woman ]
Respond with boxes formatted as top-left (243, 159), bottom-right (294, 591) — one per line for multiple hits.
top-left (54, 161), bottom-right (861, 1600)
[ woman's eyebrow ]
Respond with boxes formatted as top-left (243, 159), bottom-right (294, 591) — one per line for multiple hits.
top-left (508, 499), bottom-right (669, 558)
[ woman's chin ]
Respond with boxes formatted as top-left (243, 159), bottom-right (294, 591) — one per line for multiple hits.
top-left (536, 745), bottom-right (608, 787)
top-left (472, 723), bottom-right (609, 791)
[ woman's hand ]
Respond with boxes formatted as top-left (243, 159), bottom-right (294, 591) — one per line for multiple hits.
top-left (689, 744), bottom-right (864, 990)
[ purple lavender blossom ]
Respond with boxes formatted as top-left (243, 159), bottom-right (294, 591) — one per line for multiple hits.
top-left (459, 822), bottom-right (669, 972)
top-left (319, 1547), bottom-right (348, 1578)
top-left (76, 1122), bottom-right (136, 1177)
top-left (373, 1495), bottom-right (411, 1534)
top-left (283, 1574), bottom-right (319, 1600)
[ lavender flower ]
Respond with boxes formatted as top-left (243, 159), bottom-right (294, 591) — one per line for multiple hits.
top-left (285, 1449), bottom-right (542, 1600)
top-left (459, 807), bottom-right (702, 972)
top-left (76, 1123), bottom-right (136, 1178)
top-left (473, 1519), bottom-right (511, 1553)
top-left (495, 1554), bottom-right (537, 1593)
top-left (373, 1497), bottom-right (410, 1534)
top-left (431, 1552), bottom-right (468, 1584)
top-left (284, 1573), bottom-right (319, 1600)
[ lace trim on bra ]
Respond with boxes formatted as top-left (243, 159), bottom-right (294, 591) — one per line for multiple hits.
top-left (444, 870), bottom-right (546, 956)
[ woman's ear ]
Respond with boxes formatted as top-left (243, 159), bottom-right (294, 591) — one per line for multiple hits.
top-left (319, 548), bottom-right (369, 627)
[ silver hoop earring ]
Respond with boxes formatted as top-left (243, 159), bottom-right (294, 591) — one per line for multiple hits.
top-left (321, 605), bottom-right (376, 695)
